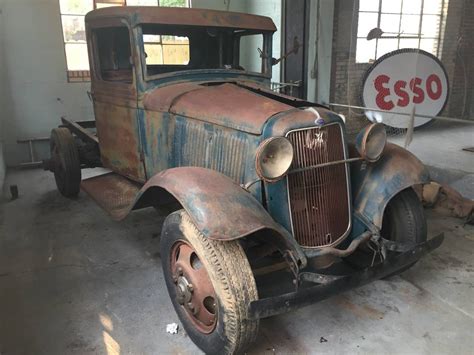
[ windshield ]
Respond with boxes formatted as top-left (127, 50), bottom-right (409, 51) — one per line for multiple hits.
top-left (139, 24), bottom-right (272, 80)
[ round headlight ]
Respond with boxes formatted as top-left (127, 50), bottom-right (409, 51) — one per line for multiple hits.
top-left (356, 123), bottom-right (387, 162)
top-left (256, 137), bottom-right (294, 182)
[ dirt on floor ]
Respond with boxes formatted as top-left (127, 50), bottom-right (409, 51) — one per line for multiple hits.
top-left (0, 169), bottom-right (473, 354)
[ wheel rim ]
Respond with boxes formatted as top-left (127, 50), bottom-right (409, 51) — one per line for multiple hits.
top-left (170, 241), bottom-right (218, 334)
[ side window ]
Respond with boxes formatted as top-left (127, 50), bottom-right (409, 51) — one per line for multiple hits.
top-left (95, 27), bottom-right (133, 83)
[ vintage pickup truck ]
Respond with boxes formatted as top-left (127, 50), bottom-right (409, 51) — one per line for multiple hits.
top-left (45, 6), bottom-right (443, 354)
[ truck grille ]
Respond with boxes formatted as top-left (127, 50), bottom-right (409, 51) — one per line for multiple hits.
top-left (286, 124), bottom-right (350, 248)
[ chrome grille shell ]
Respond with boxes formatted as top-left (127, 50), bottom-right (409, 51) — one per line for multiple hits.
top-left (285, 123), bottom-right (351, 248)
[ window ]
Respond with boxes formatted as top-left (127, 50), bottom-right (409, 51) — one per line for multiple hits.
top-left (239, 34), bottom-right (264, 74)
top-left (95, 27), bottom-right (133, 82)
top-left (141, 26), bottom-right (270, 79)
top-left (144, 35), bottom-right (190, 65)
top-left (59, 0), bottom-right (190, 82)
top-left (356, 0), bottom-right (446, 63)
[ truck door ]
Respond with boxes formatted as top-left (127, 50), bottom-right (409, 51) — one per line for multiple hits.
top-left (89, 23), bottom-right (146, 182)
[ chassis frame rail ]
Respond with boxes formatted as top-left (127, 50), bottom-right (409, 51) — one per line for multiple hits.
top-left (60, 117), bottom-right (98, 145)
top-left (248, 233), bottom-right (444, 320)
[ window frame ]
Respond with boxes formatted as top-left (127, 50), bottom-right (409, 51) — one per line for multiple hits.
top-left (139, 26), bottom-right (273, 83)
top-left (356, 0), bottom-right (446, 63)
top-left (91, 24), bottom-right (135, 84)
top-left (60, 0), bottom-right (191, 83)
top-left (60, 0), bottom-right (129, 82)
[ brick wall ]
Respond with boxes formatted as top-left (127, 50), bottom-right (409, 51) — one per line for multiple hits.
top-left (442, 0), bottom-right (474, 118)
top-left (330, 0), bottom-right (370, 135)
top-left (329, 0), bottom-right (473, 136)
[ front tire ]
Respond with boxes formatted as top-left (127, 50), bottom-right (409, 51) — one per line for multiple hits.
top-left (380, 187), bottom-right (427, 276)
top-left (345, 188), bottom-right (427, 274)
top-left (160, 210), bottom-right (259, 354)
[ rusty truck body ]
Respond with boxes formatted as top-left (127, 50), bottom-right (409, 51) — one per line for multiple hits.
top-left (46, 6), bottom-right (443, 354)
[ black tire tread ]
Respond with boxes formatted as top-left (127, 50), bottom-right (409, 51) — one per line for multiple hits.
top-left (176, 211), bottom-right (259, 354)
top-left (51, 128), bottom-right (81, 197)
top-left (381, 188), bottom-right (427, 277)
top-left (344, 188), bottom-right (427, 275)
top-left (382, 187), bottom-right (427, 244)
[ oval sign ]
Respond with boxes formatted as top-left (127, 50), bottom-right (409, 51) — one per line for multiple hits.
top-left (362, 49), bottom-right (449, 129)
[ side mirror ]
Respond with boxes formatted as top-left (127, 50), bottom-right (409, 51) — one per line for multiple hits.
top-left (258, 36), bottom-right (302, 66)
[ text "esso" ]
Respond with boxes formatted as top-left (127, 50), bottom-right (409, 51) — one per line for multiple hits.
top-left (374, 74), bottom-right (443, 111)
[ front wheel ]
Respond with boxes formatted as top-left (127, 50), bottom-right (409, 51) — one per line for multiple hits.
top-left (160, 210), bottom-right (259, 355)
top-left (345, 188), bottom-right (427, 274)
top-left (379, 187), bottom-right (427, 276)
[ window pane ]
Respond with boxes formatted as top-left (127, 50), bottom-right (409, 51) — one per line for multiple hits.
top-left (424, 0), bottom-right (443, 14)
top-left (127, 0), bottom-right (158, 5)
top-left (144, 44), bottom-right (163, 64)
top-left (400, 14), bottom-right (420, 34)
top-left (421, 15), bottom-right (441, 37)
top-left (162, 35), bottom-right (188, 44)
top-left (160, 0), bottom-right (187, 6)
top-left (141, 26), bottom-right (235, 77)
top-left (162, 44), bottom-right (190, 64)
top-left (358, 12), bottom-right (379, 37)
top-left (143, 34), bottom-right (162, 43)
top-left (62, 15), bottom-right (86, 42)
top-left (96, 3), bottom-right (122, 9)
top-left (376, 38), bottom-right (399, 58)
top-left (420, 38), bottom-right (438, 55)
top-left (96, 27), bottom-right (132, 82)
top-left (356, 38), bottom-right (376, 63)
top-left (240, 34), bottom-right (264, 73)
top-left (380, 14), bottom-right (401, 33)
top-left (381, 0), bottom-right (401, 14)
top-left (399, 38), bottom-right (419, 49)
top-left (60, 0), bottom-right (93, 15)
top-left (359, 0), bottom-right (379, 12)
top-left (402, 0), bottom-right (422, 14)
top-left (65, 43), bottom-right (90, 70)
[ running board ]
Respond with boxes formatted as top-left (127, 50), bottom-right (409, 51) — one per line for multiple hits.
top-left (81, 172), bottom-right (142, 220)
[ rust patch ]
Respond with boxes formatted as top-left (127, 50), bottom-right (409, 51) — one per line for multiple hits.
top-left (143, 82), bottom-right (203, 112)
top-left (81, 172), bottom-right (141, 219)
top-left (94, 102), bottom-right (145, 182)
top-left (353, 143), bottom-right (429, 228)
top-left (270, 107), bottom-right (336, 136)
top-left (86, 7), bottom-right (277, 32)
top-left (170, 83), bottom-right (292, 134)
top-left (287, 124), bottom-right (350, 247)
top-left (139, 167), bottom-right (287, 240)
top-left (335, 296), bottom-right (385, 320)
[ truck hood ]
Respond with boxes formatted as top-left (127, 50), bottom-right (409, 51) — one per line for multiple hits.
top-left (143, 82), bottom-right (296, 134)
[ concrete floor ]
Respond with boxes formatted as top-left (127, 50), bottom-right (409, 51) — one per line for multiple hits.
top-left (389, 120), bottom-right (474, 199)
top-left (0, 168), bottom-right (473, 354)
top-left (389, 120), bottom-right (474, 174)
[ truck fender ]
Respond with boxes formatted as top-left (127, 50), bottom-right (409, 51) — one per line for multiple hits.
top-left (351, 143), bottom-right (430, 229)
top-left (134, 167), bottom-right (307, 267)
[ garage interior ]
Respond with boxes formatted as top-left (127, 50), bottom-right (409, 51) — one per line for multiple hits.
top-left (0, 0), bottom-right (473, 354)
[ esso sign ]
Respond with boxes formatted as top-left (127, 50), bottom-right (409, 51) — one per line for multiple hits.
top-left (362, 49), bottom-right (449, 129)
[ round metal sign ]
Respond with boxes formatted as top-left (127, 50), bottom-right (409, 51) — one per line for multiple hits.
top-left (362, 49), bottom-right (449, 129)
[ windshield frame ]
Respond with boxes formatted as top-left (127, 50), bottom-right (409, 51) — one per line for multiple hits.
top-left (137, 25), bottom-right (274, 83)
